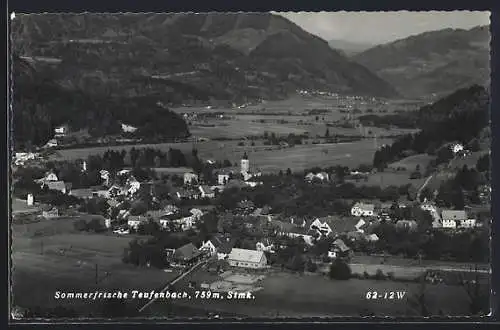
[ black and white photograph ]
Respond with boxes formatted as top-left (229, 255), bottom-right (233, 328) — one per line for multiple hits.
top-left (9, 11), bottom-right (491, 320)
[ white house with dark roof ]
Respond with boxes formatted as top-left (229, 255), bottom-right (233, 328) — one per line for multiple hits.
top-left (200, 234), bottom-right (234, 260)
top-left (44, 181), bottom-right (71, 194)
top-left (199, 185), bottom-right (215, 198)
top-left (351, 202), bottom-right (375, 217)
top-left (227, 248), bottom-right (267, 269)
top-left (441, 210), bottom-right (467, 229)
top-left (127, 215), bottom-right (148, 230)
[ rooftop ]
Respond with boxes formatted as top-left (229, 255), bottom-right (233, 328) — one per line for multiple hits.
top-left (228, 248), bottom-right (264, 264)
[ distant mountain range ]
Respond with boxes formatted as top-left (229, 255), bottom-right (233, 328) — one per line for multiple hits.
top-left (11, 12), bottom-right (399, 106)
top-left (328, 39), bottom-right (377, 56)
top-left (353, 26), bottom-right (490, 98)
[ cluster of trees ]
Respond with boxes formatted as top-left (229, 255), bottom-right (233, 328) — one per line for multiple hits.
top-left (129, 147), bottom-right (188, 168)
top-left (216, 176), bottom-right (417, 217)
top-left (367, 223), bottom-right (489, 263)
top-left (122, 229), bottom-right (202, 268)
top-left (13, 56), bottom-right (191, 148)
top-left (73, 217), bottom-right (107, 233)
top-left (435, 165), bottom-right (487, 208)
top-left (262, 131), bottom-right (306, 146)
top-left (373, 85), bottom-right (489, 169)
top-left (358, 113), bottom-right (418, 129)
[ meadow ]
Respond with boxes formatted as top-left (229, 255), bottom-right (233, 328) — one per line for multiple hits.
top-left (51, 139), bottom-right (394, 174)
top-left (148, 270), bottom-right (479, 317)
top-left (11, 217), bottom-right (176, 312)
top-left (48, 95), bottom-right (426, 174)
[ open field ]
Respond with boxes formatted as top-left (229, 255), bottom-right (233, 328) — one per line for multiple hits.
top-left (389, 154), bottom-right (436, 171)
top-left (11, 218), bottom-right (176, 312)
top-left (174, 95), bottom-right (420, 140)
top-left (351, 171), bottom-right (426, 189)
top-left (148, 270), bottom-right (480, 317)
top-left (351, 255), bottom-right (490, 271)
top-left (450, 151), bottom-right (488, 170)
top-left (51, 139), bottom-right (394, 174)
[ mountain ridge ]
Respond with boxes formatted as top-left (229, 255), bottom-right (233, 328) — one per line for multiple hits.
top-left (11, 13), bottom-right (399, 103)
top-left (353, 25), bottom-right (490, 98)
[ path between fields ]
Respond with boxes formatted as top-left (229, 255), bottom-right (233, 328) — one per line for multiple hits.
top-left (417, 175), bottom-right (433, 201)
top-left (138, 259), bottom-right (209, 313)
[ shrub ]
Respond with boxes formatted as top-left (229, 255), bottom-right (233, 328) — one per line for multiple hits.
top-left (374, 269), bottom-right (386, 280)
top-left (329, 259), bottom-right (352, 280)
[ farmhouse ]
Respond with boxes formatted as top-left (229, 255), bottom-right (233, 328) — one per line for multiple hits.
top-left (44, 139), bottom-right (58, 148)
top-left (328, 238), bottom-right (352, 259)
top-left (127, 215), bottom-right (148, 230)
top-left (199, 185), bottom-right (215, 199)
top-left (184, 172), bottom-right (199, 185)
top-left (256, 238), bottom-right (275, 253)
top-left (43, 171), bottom-right (59, 182)
top-left (217, 171), bottom-right (231, 185)
top-left (126, 177), bottom-right (141, 195)
top-left (41, 206), bottom-right (59, 219)
top-left (44, 181), bottom-right (71, 194)
top-left (69, 188), bottom-right (95, 200)
top-left (460, 218), bottom-right (477, 228)
top-left (305, 172), bottom-right (329, 182)
top-left (441, 210), bottom-right (467, 229)
top-left (173, 243), bottom-right (203, 265)
top-left (54, 124), bottom-right (69, 138)
top-left (227, 248), bottom-right (267, 269)
top-left (200, 234), bottom-right (235, 260)
top-left (351, 202), bottom-right (375, 217)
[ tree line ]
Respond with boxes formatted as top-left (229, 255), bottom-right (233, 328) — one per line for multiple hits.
top-left (373, 85), bottom-right (489, 170)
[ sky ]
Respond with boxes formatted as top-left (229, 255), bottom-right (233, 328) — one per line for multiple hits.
top-left (277, 11), bottom-right (490, 45)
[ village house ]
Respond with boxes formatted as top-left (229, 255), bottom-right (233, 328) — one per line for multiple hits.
top-left (43, 139), bottom-right (58, 148)
top-left (304, 172), bottom-right (329, 182)
top-left (100, 170), bottom-right (110, 186)
top-left (174, 188), bottom-right (200, 200)
top-left (478, 185), bottom-right (491, 204)
top-left (459, 218), bottom-right (477, 228)
top-left (37, 171), bottom-right (59, 184)
top-left (127, 215), bottom-right (148, 230)
top-left (69, 188), bottom-right (95, 200)
top-left (41, 206), bottom-right (59, 219)
top-left (54, 124), bottom-right (69, 138)
top-left (217, 171), bottom-right (231, 185)
top-left (108, 184), bottom-right (127, 198)
top-left (286, 227), bottom-right (316, 245)
top-left (451, 143), bottom-right (464, 155)
top-left (200, 234), bottom-right (235, 260)
top-left (351, 202), bottom-right (375, 217)
top-left (171, 243), bottom-right (204, 266)
top-left (441, 210), bottom-right (467, 229)
top-left (227, 248), bottom-right (268, 269)
top-left (256, 238), bottom-right (275, 253)
top-left (126, 176), bottom-right (141, 195)
top-left (44, 181), bottom-right (72, 194)
top-left (328, 238), bottom-right (352, 259)
top-left (184, 172), bottom-right (199, 185)
top-left (199, 185), bottom-right (215, 199)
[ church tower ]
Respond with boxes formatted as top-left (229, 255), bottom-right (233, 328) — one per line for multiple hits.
top-left (241, 152), bottom-right (250, 174)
